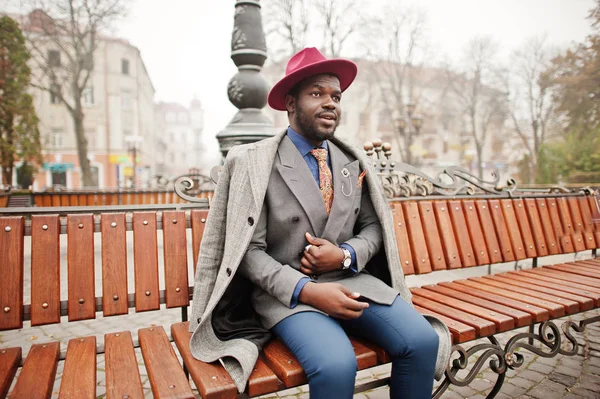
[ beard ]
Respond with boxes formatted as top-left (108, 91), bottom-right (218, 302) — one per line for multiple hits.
top-left (294, 106), bottom-right (341, 142)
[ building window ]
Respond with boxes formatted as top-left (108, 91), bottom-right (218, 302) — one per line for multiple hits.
top-left (82, 85), bottom-right (95, 106)
top-left (121, 59), bottom-right (129, 75)
top-left (48, 50), bottom-right (60, 68)
top-left (51, 131), bottom-right (63, 148)
top-left (50, 83), bottom-right (61, 104)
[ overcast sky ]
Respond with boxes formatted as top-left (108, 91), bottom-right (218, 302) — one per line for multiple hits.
top-left (116, 0), bottom-right (595, 156)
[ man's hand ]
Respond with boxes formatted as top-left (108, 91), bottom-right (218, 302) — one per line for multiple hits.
top-left (300, 232), bottom-right (345, 275)
top-left (298, 282), bottom-right (368, 319)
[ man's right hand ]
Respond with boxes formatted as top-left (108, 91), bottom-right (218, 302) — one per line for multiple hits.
top-left (298, 282), bottom-right (369, 319)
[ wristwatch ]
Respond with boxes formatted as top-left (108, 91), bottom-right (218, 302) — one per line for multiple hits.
top-left (340, 247), bottom-right (352, 270)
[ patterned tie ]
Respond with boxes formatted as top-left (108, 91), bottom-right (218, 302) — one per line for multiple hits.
top-left (310, 148), bottom-right (333, 214)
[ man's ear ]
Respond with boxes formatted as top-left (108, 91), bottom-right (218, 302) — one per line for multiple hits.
top-left (285, 94), bottom-right (295, 113)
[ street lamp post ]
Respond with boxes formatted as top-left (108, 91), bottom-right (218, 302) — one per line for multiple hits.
top-left (125, 135), bottom-right (144, 189)
top-left (394, 103), bottom-right (424, 165)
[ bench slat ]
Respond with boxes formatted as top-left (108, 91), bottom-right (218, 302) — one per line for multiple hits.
top-left (485, 275), bottom-right (594, 311)
top-left (133, 212), bottom-right (160, 312)
top-left (500, 199), bottom-right (527, 261)
top-left (0, 217), bottom-right (24, 331)
top-left (511, 199), bottom-right (537, 259)
top-left (588, 196), bottom-right (600, 232)
top-left (448, 200), bottom-right (476, 267)
top-left (527, 268), bottom-right (600, 288)
top-left (139, 326), bottom-right (195, 398)
top-left (439, 281), bottom-right (549, 322)
top-left (548, 263), bottom-right (600, 278)
top-left (453, 279), bottom-right (565, 318)
top-left (546, 199), bottom-right (575, 253)
top-left (432, 201), bottom-right (462, 269)
top-left (503, 272), bottom-right (600, 307)
top-left (392, 203), bottom-right (415, 275)
top-left (517, 269), bottom-right (600, 294)
top-left (402, 202), bottom-right (432, 274)
top-left (101, 213), bottom-right (128, 316)
top-left (171, 321), bottom-right (253, 398)
top-left (423, 284), bottom-right (532, 327)
top-left (523, 199), bottom-right (549, 257)
top-left (105, 331), bottom-right (144, 399)
top-left (535, 199), bottom-right (560, 255)
top-left (461, 200), bottom-right (491, 265)
top-left (474, 200), bottom-right (503, 264)
top-left (412, 287), bottom-right (514, 331)
top-left (557, 197), bottom-right (577, 237)
top-left (418, 201), bottom-right (447, 271)
top-left (30, 216), bottom-right (61, 326)
top-left (162, 211), bottom-right (190, 308)
top-left (0, 347), bottom-right (21, 398)
top-left (10, 342), bottom-right (59, 399)
top-left (191, 210), bottom-right (210, 274)
top-left (413, 305), bottom-right (476, 343)
top-left (261, 339), bottom-right (306, 388)
top-left (158, 333), bottom-right (280, 398)
top-left (575, 197), bottom-right (598, 248)
top-left (410, 293), bottom-right (496, 337)
top-left (59, 336), bottom-right (96, 399)
top-left (473, 277), bottom-right (579, 314)
top-left (487, 200), bottom-right (515, 262)
top-left (67, 214), bottom-right (96, 321)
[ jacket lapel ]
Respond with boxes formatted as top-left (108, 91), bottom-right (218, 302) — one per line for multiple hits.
top-left (321, 141), bottom-right (359, 242)
top-left (276, 135), bottom-right (329, 235)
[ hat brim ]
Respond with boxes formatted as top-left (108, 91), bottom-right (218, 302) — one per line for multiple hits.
top-left (267, 59), bottom-right (358, 111)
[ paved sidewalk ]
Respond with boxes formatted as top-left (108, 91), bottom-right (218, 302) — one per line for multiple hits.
top-left (1, 250), bottom-right (599, 398)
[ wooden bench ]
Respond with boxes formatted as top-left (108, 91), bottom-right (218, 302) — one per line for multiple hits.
top-left (1, 190), bottom-right (599, 398)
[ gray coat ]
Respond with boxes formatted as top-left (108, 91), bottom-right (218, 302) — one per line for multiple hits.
top-left (189, 131), bottom-right (451, 393)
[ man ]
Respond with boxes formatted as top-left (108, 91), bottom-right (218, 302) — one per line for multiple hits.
top-left (189, 47), bottom-right (451, 398)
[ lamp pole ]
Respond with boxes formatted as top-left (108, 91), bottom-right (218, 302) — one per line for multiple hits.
top-left (394, 103), bottom-right (424, 165)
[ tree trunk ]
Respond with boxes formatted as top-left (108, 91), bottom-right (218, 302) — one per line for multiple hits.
top-left (476, 143), bottom-right (484, 179)
top-left (72, 106), bottom-right (94, 187)
top-left (1, 167), bottom-right (12, 186)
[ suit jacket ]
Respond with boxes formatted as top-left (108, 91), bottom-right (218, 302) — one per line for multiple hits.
top-left (189, 130), bottom-right (451, 393)
top-left (239, 135), bottom-right (399, 329)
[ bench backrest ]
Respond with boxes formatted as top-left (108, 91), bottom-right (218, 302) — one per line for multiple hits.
top-left (392, 195), bottom-right (600, 276)
top-left (0, 209), bottom-right (208, 331)
top-left (1, 194), bottom-right (598, 332)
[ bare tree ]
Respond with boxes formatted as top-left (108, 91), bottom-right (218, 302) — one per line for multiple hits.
top-left (360, 4), bottom-right (431, 165)
top-left (263, 0), bottom-right (311, 61)
top-left (502, 36), bottom-right (557, 183)
top-left (21, 0), bottom-right (126, 187)
top-left (314, 0), bottom-right (364, 58)
top-left (448, 36), bottom-right (507, 179)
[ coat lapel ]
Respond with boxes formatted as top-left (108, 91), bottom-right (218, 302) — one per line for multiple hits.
top-left (247, 132), bottom-right (286, 210)
top-left (321, 141), bottom-right (359, 242)
top-left (275, 135), bottom-right (329, 235)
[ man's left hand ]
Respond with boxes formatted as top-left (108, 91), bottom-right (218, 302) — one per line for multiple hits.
top-left (300, 232), bottom-right (345, 275)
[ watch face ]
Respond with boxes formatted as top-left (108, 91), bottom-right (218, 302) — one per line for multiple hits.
top-left (343, 258), bottom-right (352, 267)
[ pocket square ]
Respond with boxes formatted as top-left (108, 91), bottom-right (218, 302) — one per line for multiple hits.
top-left (357, 170), bottom-right (367, 187)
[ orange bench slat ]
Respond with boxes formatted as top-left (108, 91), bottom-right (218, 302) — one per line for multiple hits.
top-left (105, 331), bottom-right (144, 399)
top-left (101, 213), bottom-right (129, 316)
top-left (133, 212), bottom-right (161, 312)
top-left (0, 347), bottom-right (21, 398)
top-left (9, 342), bottom-right (59, 399)
top-left (59, 336), bottom-right (96, 399)
top-left (0, 217), bottom-right (24, 331)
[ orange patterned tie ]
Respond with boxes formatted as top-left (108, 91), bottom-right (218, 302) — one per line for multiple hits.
top-left (310, 148), bottom-right (333, 213)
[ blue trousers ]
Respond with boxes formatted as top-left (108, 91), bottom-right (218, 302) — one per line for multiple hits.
top-left (272, 297), bottom-right (439, 399)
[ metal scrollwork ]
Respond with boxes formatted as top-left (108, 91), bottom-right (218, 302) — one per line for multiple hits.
top-left (364, 139), bottom-right (518, 198)
top-left (433, 337), bottom-right (506, 399)
top-left (432, 318), bottom-right (596, 399)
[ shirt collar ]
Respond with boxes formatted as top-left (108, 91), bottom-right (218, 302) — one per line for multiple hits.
top-left (286, 126), bottom-right (328, 157)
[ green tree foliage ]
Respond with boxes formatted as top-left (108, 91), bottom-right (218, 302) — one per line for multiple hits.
top-left (0, 16), bottom-right (42, 187)
top-left (541, 1), bottom-right (600, 183)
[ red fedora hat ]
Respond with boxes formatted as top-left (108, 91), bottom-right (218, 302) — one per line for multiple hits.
top-left (267, 47), bottom-right (358, 111)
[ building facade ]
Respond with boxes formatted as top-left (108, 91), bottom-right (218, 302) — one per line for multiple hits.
top-left (6, 10), bottom-right (156, 190)
top-left (154, 100), bottom-right (205, 178)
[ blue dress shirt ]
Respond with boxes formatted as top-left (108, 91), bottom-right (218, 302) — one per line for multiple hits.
top-left (286, 127), bottom-right (358, 308)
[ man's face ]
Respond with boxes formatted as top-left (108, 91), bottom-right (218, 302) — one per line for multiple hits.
top-left (286, 74), bottom-right (343, 143)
